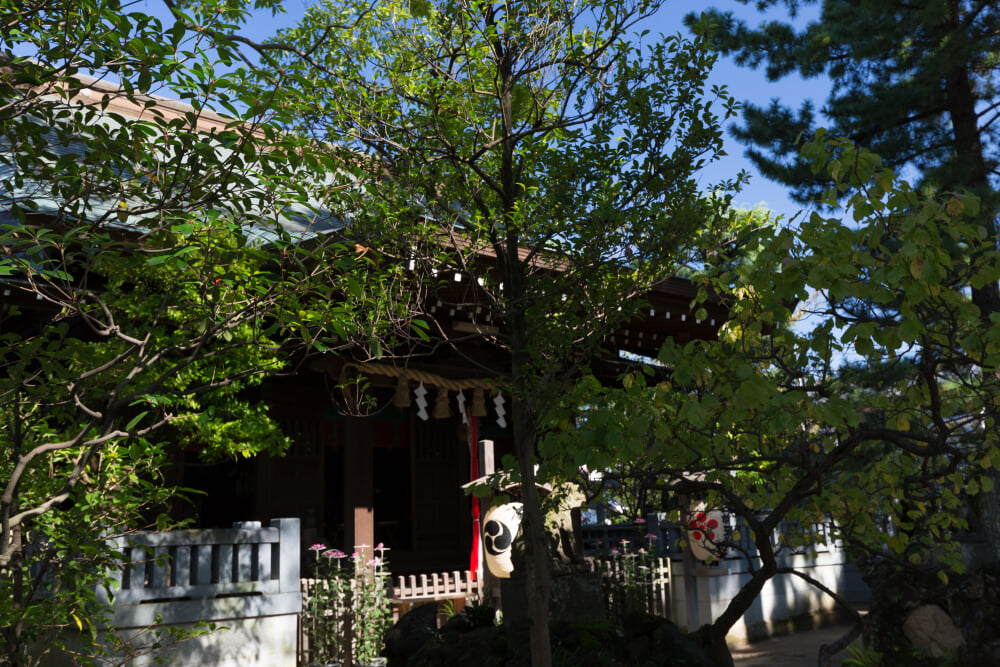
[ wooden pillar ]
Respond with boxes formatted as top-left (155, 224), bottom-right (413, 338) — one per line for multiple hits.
top-left (679, 494), bottom-right (698, 631)
top-left (479, 439), bottom-right (503, 607)
top-left (479, 439), bottom-right (495, 479)
top-left (344, 417), bottom-right (374, 552)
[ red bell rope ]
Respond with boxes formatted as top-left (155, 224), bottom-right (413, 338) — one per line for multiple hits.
top-left (468, 416), bottom-right (481, 580)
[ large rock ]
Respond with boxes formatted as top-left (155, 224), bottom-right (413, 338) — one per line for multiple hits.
top-left (550, 569), bottom-right (607, 624)
top-left (383, 602), bottom-right (438, 666)
top-left (902, 604), bottom-right (963, 658)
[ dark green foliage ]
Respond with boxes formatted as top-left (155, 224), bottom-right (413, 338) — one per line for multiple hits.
top-left (543, 137), bottom-right (1000, 657)
top-left (405, 608), bottom-right (715, 667)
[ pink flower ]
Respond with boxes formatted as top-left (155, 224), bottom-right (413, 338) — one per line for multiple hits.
top-left (323, 549), bottom-right (346, 559)
top-left (376, 542), bottom-right (384, 550)
top-left (639, 548), bottom-right (646, 554)
top-left (645, 533), bottom-right (658, 541)
top-left (610, 548), bottom-right (621, 556)
top-left (368, 557), bottom-right (382, 567)
top-left (636, 518), bottom-right (646, 524)
top-left (309, 543), bottom-right (326, 551)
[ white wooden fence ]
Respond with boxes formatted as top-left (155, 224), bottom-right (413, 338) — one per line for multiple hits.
top-left (100, 518), bottom-right (301, 667)
top-left (392, 569), bottom-right (483, 604)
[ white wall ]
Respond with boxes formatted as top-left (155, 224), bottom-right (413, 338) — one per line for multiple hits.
top-left (669, 549), bottom-right (869, 642)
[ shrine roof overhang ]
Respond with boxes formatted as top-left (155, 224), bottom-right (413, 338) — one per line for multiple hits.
top-left (421, 268), bottom-right (728, 361)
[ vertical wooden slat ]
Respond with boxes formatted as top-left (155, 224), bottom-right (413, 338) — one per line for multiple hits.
top-left (129, 546), bottom-right (146, 592)
top-left (257, 542), bottom-right (271, 581)
top-left (344, 418), bottom-right (374, 553)
top-left (235, 542), bottom-right (252, 582)
top-left (217, 543), bottom-right (234, 584)
top-left (149, 546), bottom-right (169, 589)
top-left (174, 545), bottom-right (191, 587)
top-left (196, 544), bottom-right (212, 586)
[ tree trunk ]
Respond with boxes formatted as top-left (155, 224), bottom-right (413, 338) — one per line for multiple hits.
top-left (692, 518), bottom-right (783, 667)
top-left (513, 409), bottom-right (553, 667)
top-left (943, 4), bottom-right (1000, 568)
top-left (507, 297), bottom-right (553, 667)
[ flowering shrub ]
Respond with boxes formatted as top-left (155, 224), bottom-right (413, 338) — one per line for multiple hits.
top-left (353, 544), bottom-right (392, 664)
top-left (303, 544), bottom-right (351, 665)
top-left (302, 543), bottom-right (392, 665)
top-left (594, 534), bottom-right (661, 624)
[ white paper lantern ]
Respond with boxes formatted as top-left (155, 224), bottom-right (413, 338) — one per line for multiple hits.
top-left (482, 502), bottom-right (523, 578)
top-left (686, 505), bottom-right (729, 561)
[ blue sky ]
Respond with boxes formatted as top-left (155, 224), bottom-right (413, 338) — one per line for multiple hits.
top-left (651, 1), bottom-right (831, 224)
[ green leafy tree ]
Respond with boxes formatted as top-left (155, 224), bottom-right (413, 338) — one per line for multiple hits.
top-left (0, 1), bottom-right (402, 663)
top-left (690, 0), bottom-right (1000, 574)
top-left (266, 1), bottom-right (741, 664)
top-left (543, 136), bottom-right (1000, 664)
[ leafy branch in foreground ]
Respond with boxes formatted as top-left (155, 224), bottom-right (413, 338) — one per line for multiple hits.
top-left (1, 1), bottom-right (419, 663)
top-left (543, 135), bottom-right (1000, 664)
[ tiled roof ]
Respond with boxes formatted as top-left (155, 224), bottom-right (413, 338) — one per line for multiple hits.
top-left (1, 75), bottom-right (348, 241)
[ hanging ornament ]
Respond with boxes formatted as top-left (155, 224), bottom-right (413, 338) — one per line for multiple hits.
top-left (483, 503), bottom-right (523, 579)
top-left (686, 503), bottom-right (730, 561)
top-left (414, 381), bottom-right (429, 421)
top-left (494, 392), bottom-right (507, 428)
top-left (433, 387), bottom-right (450, 419)
top-left (393, 375), bottom-right (410, 408)
top-left (470, 388), bottom-right (487, 417)
top-left (456, 390), bottom-right (468, 424)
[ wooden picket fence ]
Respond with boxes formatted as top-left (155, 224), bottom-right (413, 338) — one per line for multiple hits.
top-left (390, 569), bottom-right (483, 621)
top-left (392, 570), bottom-right (482, 603)
top-left (298, 568), bottom-right (483, 664)
top-left (588, 555), bottom-right (672, 624)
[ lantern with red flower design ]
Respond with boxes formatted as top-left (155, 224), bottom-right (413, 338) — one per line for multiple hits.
top-left (685, 506), bottom-right (730, 561)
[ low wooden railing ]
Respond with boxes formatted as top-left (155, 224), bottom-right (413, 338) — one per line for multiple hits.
top-left (389, 569), bottom-right (483, 622)
top-left (392, 569), bottom-right (482, 602)
top-left (110, 520), bottom-right (293, 607)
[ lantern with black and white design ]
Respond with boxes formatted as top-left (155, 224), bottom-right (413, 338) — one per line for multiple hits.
top-left (482, 503), bottom-right (523, 578)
